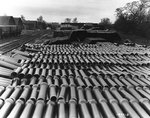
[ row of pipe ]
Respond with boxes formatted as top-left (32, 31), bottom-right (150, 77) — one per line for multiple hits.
top-left (1, 84), bottom-right (150, 118)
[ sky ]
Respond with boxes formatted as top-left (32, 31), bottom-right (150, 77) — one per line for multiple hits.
top-left (0, 0), bottom-right (139, 23)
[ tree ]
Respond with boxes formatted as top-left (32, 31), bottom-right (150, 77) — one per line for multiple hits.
top-left (100, 18), bottom-right (111, 25)
top-left (72, 17), bottom-right (78, 23)
top-left (37, 16), bottom-right (44, 22)
top-left (21, 15), bottom-right (26, 22)
top-left (64, 18), bottom-right (71, 23)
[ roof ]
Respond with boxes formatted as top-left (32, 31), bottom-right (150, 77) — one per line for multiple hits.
top-left (0, 16), bottom-right (15, 25)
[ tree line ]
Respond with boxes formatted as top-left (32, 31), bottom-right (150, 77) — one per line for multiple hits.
top-left (114, 0), bottom-right (150, 38)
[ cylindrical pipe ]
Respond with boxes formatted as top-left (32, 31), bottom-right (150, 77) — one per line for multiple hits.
top-left (30, 84), bottom-right (38, 101)
top-left (0, 98), bottom-right (14, 118)
top-left (9, 86), bottom-right (22, 101)
top-left (58, 100), bottom-right (66, 118)
top-left (79, 101), bottom-right (92, 118)
top-left (7, 99), bottom-right (24, 118)
top-left (19, 85), bottom-right (31, 102)
top-left (32, 100), bottom-right (45, 118)
top-left (69, 76), bottom-right (76, 86)
top-left (30, 76), bottom-right (37, 85)
top-left (37, 82), bottom-right (48, 100)
top-left (77, 86), bottom-right (86, 103)
top-left (58, 84), bottom-right (68, 100)
top-left (50, 84), bottom-right (57, 102)
top-left (44, 100), bottom-right (55, 118)
top-left (11, 67), bottom-right (22, 78)
top-left (90, 100), bottom-right (103, 118)
top-left (26, 68), bottom-right (34, 79)
top-left (61, 76), bottom-right (68, 85)
top-left (70, 85), bottom-right (77, 101)
top-left (0, 86), bottom-right (14, 100)
top-left (97, 75), bottom-right (108, 87)
top-left (20, 99), bottom-right (35, 118)
top-left (69, 100), bottom-right (77, 118)
top-left (18, 68), bottom-right (28, 79)
top-left (46, 75), bottom-right (53, 85)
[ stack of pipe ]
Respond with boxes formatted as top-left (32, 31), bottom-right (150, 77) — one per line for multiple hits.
top-left (1, 42), bottom-right (150, 117)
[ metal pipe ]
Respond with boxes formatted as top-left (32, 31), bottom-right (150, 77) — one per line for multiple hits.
top-left (0, 86), bottom-right (14, 100)
top-left (30, 76), bottom-right (38, 85)
top-left (69, 99), bottom-right (77, 118)
top-left (11, 67), bottom-right (22, 78)
top-left (37, 82), bottom-right (48, 100)
top-left (0, 86), bottom-right (5, 96)
top-left (97, 75), bottom-right (108, 87)
top-left (18, 68), bottom-right (28, 79)
top-left (77, 86), bottom-right (86, 103)
top-left (50, 84), bottom-right (57, 102)
top-left (9, 86), bottom-right (22, 101)
top-left (19, 85), bottom-right (31, 102)
top-left (79, 101), bottom-right (92, 118)
top-left (0, 60), bottom-right (18, 69)
top-left (7, 99), bottom-right (24, 118)
top-left (32, 100), bottom-right (45, 118)
top-left (30, 84), bottom-right (38, 101)
top-left (26, 68), bottom-right (34, 78)
top-left (20, 99), bottom-right (35, 118)
top-left (58, 100), bottom-right (66, 118)
top-left (69, 75), bottom-right (76, 86)
top-left (58, 84), bottom-right (68, 100)
top-left (89, 75), bottom-right (101, 87)
top-left (20, 78), bottom-right (27, 86)
top-left (90, 100), bottom-right (103, 118)
top-left (0, 98), bottom-right (14, 118)
top-left (37, 75), bottom-right (45, 85)
top-left (44, 100), bottom-right (55, 118)
top-left (61, 76), bottom-right (68, 85)
top-left (70, 85), bottom-right (77, 101)
top-left (46, 75), bottom-right (53, 85)
top-left (85, 87), bottom-right (93, 102)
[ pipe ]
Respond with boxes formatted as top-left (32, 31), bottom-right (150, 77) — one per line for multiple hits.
top-left (61, 76), bottom-right (68, 85)
top-left (34, 68), bottom-right (41, 78)
top-left (58, 99), bottom-right (66, 118)
top-left (11, 67), bottom-right (22, 78)
top-left (103, 87), bottom-right (126, 118)
top-left (136, 87), bottom-right (150, 100)
top-left (97, 75), bottom-right (108, 87)
top-left (93, 87), bottom-right (115, 118)
top-left (46, 75), bottom-right (53, 85)
top-left (12, 49), bottom-right (30, 57)
top-left (50, 84), bottom-right (57, 102)
top-left (110, 87), bottom-right (140, 118)
top-left (89, 75), bottom-right (101, 87)
top-left (19, 85), bottom-right (31, 102)
top-left (54, 77), bottom-right (59, 87)
top-left (70, 85), bottom-right (77, 101)
top-left (30, 84), bottom-right (38, 101)
top-left (38, 75), bottom-right (45, 85)
top-left (20, 99), bottom-right (35, 118)
top-left (0, 86), bottom-right (5, 96)
top-left (18, 68), bottom-right (28, 79)
top-left (9, 86), bottom-right (22, 101)
top-left (85, 87), bottom-right (93, 102)
top-left (69, 99), bottom-right (77, 118)
top-left (29, 76), bottom-right (37, 85)
top-left (20, 78), bottom-right (27, 86)
top-left (0, 98), bottom-right (14, 118)
top-left (69, 75), bottom-right (76, 86)
top-left (0, 86), bottom-right (14, 100)
top-left (44, 100), bottom-right (55, 118)
top-left (58, 84), bottom-right (68, 100)
top-left (79, 101), bottom-right (92, 118)
top-left (11, 77), bottom-right (20, 87)
top-left (26, 68), bottom-right (34, 78)
top-left (90, 100), bottom-right (103, 118)
top-left (32, 100), bottom-right (45, 118)
top-left (77, 86), bottom-right (86, 103)
top-left (7, 99), bottom-right (25, 118)
top-left (37, 82), bottom-right (48, 100)
top-left (0, 60), bottom-right (18, 69)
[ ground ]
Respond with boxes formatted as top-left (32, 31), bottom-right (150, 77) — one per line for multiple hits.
top-left (119, 32), bottom-right (150, 46)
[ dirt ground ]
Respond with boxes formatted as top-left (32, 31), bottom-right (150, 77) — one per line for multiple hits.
top-left (119, 32), bottom-right (150, 46)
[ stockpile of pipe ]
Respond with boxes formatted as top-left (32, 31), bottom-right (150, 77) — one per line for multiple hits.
top-left (1, 42), bottom-right (150, 118)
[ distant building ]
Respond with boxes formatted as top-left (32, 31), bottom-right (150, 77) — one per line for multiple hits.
top-left (0, 16), bottom-right (15, 25)
top-left (23, 20), bottom-right (37, 30)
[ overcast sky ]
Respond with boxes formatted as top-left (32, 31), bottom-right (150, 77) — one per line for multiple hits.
top-left (0, 0), bottom-right (139, 23)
